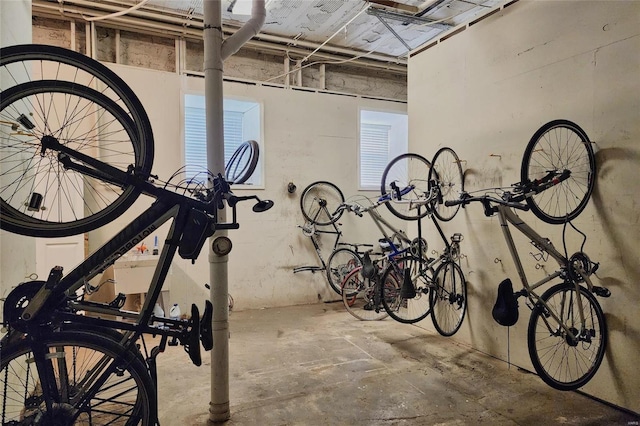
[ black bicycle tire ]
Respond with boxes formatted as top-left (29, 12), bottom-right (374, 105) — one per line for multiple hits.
top-left (380, 255), bottom-right (432, 324)
top-left (0, 80), bottom-right (147, 237)
top-left (521, 120), bottom-right (595, 224)
top-left (226, 140), bottom-right (259, 185)
top-left (299, 181), bottom-right (345, 226)
top-left (0, 44), bottom-right (153, 172)
top-left (429, 260), bottom-right (467, 336)
top-left (380, 153), bottom-right (432, 221)
top-left (0, 330), bottom-right (155, 425)
top-left (428, 147), bottom-right (464, 222)
top-left (326, 247), bottom-right (362, 295)
top-left (527, 283), bottom-right (607, 391)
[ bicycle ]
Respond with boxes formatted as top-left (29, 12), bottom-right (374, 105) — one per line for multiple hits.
top-left (0, 44), bottom-right (273, 424)
top-left (443, 119), bottom-right (608, 390)
top-left (295, 181), bottom-right (374, 294)
top-left (317, 149), bottom-right (467, 333)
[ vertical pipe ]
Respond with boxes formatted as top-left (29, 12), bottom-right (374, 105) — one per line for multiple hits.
top-left (85, 22), bottom-right (90, 55)
top-left (203, 0), bottom-right (229, 423)
top-left (115, 29), bottom-right (121, 64)
top-left (284, 56), bottom-right (290, 88)
top-left (296, 59), bottom-right (302, 86)
top-left (319, 63), bottom-right (326, 90)
top-left (70, 20), bottom-right (76, 52)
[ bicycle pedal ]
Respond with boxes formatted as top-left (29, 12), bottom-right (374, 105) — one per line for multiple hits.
top-left (200, 300), bottom-right (213, 351)
top-left (168, 337), bottom-right (179, 346)
top-left (592, 286), bottom-right (611, 298)
top-left (184, 304), bottom-right (202, 366)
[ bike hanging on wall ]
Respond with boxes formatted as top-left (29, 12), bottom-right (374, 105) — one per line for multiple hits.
top-left (445, 119), bottom-right (607, 391)
top-left (0, 44), bottom-right (273, 425)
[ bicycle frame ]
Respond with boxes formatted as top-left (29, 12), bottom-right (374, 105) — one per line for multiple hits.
top-left (495, 204), bottom-right (594, 336)
top-left (18, 174), bottom-right (257, 343)
top-left (293, 221), bottom-right (342, 274)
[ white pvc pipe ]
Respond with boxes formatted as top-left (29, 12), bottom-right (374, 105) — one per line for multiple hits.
top-left (221, 0), bottom-right (266, 60)
top-left (203, 0), bottom-right (265, 423)
top-left (203, 0), bottom-right (228, 423)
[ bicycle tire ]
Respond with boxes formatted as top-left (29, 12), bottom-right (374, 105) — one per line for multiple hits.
top-left (380, 256), bottom-right (431, 323)
top-left (430, 260), bottom-right (467, 336)
top-left (381, 153), bottom-right (432, 221)
top-left (428, 147), bottom-right (464, 222)
top-left (341, 267), bottom-right (388, 321)
top-left (326, 247), bottom-right (361, 295)
top-left (226, 140), bottom-right (259, 184)
top-left (0, 44), bottom-right (153, 237)
top-left (0, 330), bottom-right (155, 425)
top-left (521, 120), bottom-right (595, 224)
top-left (527, 283), bottom-right (607, 391)
top-left (299, 181), bottom-right (344, 226)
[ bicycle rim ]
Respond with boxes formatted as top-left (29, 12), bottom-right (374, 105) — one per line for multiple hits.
top-left (527, 283), bottom-right (607, 390)
top-left (381, 153), bottom-right (432, 221)
top-left (430, 261), bottom-right (467, 336)
top-left (342, 267), bottom-right (388, 321)
top-left (381, 256), bottom-right (431, 324)
top-left (521, 120), bottom-right (595, 224)
top-left (326, 248), bottom-right (361, 295)
top-left (0, 44), bottom-right (153, 237)
top-left (0, 330), bottom-right (154, 425)
top-left (226, 140), bottom-right (259, 184)
top-left (299, 181), bottom-right (344, 226)
top-left (428, 147), bottom-right (464, 222)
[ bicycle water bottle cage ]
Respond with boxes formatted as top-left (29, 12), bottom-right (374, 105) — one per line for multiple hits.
top-left (362, 252), bottom-right (376, 280)
top-left (179, 209), bottom-right (215, 261)
top-left (492, 278), bottom-right (519, 327)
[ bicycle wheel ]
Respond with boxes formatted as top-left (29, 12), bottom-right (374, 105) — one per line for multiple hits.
top-left (326, 247), bottom-right (361, 295)
top-left (521, 120), bottom-right (595, 224)
top-left (381, 153), bottom-right (431, 220)
top-left (342, 267), bottom-right (388, 321)
top-left (300, 181), bottom-right (344, 226)
top-left (527, 283), bottom-right (607, 391)
top-left (428, 147), bottom-right (464, 222)
top-left (380, 256), bottom-right (431, 324)
top-left (0, 330), bottom-right (154, 425)
top-left (0, 44), bottom-right (153, 237)
top-left (430, 260), bottom-right (467, 336)
top-left (226, 140), bottom-right (259, 184)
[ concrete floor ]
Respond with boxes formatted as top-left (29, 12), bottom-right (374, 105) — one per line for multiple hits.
top-left (155, 302), bottom-right (638, 425)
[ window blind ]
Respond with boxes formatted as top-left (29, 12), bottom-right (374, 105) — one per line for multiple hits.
top-left (360, 123), bottom-right (391, 188)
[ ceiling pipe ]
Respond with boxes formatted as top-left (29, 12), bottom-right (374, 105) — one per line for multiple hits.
top-left (32, 0), bottom-right (407, 67)
top-left (221, 0), bottom-right (265, 60)
top-left (34, 7), bottom-right (406, 73)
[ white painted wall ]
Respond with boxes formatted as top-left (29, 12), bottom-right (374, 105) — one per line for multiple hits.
top-left (86, 64), bottom-right (409, 315)
top-left (408, 0), bottom-right (639, 413)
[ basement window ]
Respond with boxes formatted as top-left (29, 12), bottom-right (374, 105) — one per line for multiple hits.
top-left (184, 94), bottom-right (263, 187)
top-left (359, 110), bottom-right (408, 190)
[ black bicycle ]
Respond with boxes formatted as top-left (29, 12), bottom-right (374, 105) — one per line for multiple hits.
top-left (0, 44), bottom-right (273, 424)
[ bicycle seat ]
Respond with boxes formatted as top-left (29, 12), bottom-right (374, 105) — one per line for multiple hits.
top-left (361, 252), bottom-right (376, 279)
top-left (492, 279), bottom-right (519, 327)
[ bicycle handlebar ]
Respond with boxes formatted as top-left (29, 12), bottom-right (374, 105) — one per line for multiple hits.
top-left (444, 169), bottom-right (571, 216)
top-left (445, 193), bottom-right (529, 216)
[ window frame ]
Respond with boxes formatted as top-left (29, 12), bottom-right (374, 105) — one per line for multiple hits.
top-left (183, 92), bottom-right (265, 189)
top-left (358, 108), bottom-right (408, 191)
